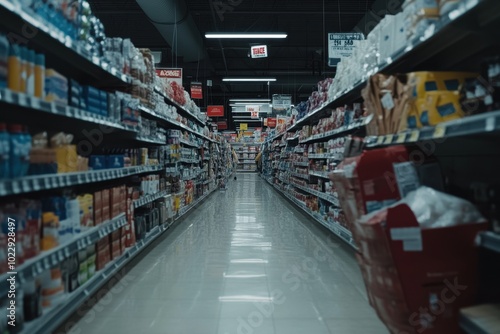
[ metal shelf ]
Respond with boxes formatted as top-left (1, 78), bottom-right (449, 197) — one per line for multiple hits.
top-left (293, 161), bottom-right (309, 167)
top-left (291, 172), bottom-right (310, 180)
top-left (135, 135), bottom-right (165, 145)
top-left (291, 183), bottom-right (341, 206)
top-left (282, 0), bottom-right (499, 135)
top-left (309, 171), bottom-right (331, 179)
top-left (0, 214), bottom-right (127, 298)
top-left (180, 139), bottom-right (201, 148)
top-left (299, 117), bottom-right (371, 144)
top-left (0, 0), bottom-right (130, 87)
top-left (365, 110), bottom-right (500, 148)
top-left (18, 187), bottom-right (219, 334)
top-left (265, 178), bottom-right (356, 250)
top-left (133, 190), bottom-right (170, 209)
top-left (139, 104), bottom-right (214, 142)
top-left (460, 304), bottom-right (500, 334)
top-left (0, 88), bottom-right (138, 132)
top-left (154, 87), bottom-right (205, 127)
top-left (308, 153), bottom-right (343, 160)
top-left (480, 231), bottom-right (500, 253)
top-left (0, 165), bottom-right (163, 197)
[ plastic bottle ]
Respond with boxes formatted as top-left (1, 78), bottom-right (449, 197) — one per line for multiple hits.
top-left (34, 53), bottom-right (45, 98)
top-left (26, 49), bottom-right (35, 96)
top-left (19, 46), bottom-right (27, 93)
top-left (21, 126), bottom-right (32, 177)
top-left (0, 123), bottom-right (9, 179)
top-left (9, 124), bottom-right (24, 178)
top-left (0, 34), bottom-right (8, 88)
top-left (8, 44), bottom-right (21, 92)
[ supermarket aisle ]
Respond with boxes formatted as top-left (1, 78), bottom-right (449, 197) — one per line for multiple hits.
top-left (66, 174), bottom-right (387, 334)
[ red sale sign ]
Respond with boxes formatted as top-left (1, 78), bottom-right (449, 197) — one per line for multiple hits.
top-left (190, 82), bottom-right (203, 99)
top-left (156, 68), bottom-right (183, 86)
top-left (251, 45), bottom-right (268, 58)
top-left (267, 118), bottom-right (277, 128)
top-left (207, 105), bottom-right (225, 117)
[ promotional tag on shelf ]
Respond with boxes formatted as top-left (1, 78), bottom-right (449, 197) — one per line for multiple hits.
top-left (328, 33), bottom-right (364, 67)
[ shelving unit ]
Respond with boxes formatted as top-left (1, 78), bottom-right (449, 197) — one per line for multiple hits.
top-left (16, 186), bottom-right (217, 334)
top-left (233, 142), bottom-right (260, 173)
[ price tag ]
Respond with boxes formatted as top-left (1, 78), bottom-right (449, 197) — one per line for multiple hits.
top-left (384, 134), bottom-right (394, 145)
top-left (433, 125), bottom-right (446, 139)
top-left (377, 136), bottom-right (385, 145)
top-left (11, 181), bottom-right (21, 194)
top-left (58, 251), bottom-right (64, 261)
top-left (86, 236), bottom-right (92, 245)
top-left (43, 257), bottom-right (50, 269)
top-left (77, 240), bottom-right (83, 250)
top-left (52, 177), bottom-right (59, 188)
top-left (486, 117), bottom-right (496, 132)
top-left (59, 176), bottom-right (66, 187)
top-left (31, 97), bottom-right (40, 109)
top-left (40, 100), bottom-right (51, 111)
top-left (50, 254), bottom-right (58, 265)
top-left (35, 262), bottom-right (43, 274)
top-left (32, 178), bottom-right (41, 191)
top-left (409, 130), bottom-right (420, 142)
top-left (21, 179), bottom-right (30, 192)
top-left (0, 182), bottom-right (6, 196)
top-left (64, 248), bottom-right (70, 257)
top-left (396, 133), bottom-right (407, 144)
top-left (18, 93), bottom-right (27, 106)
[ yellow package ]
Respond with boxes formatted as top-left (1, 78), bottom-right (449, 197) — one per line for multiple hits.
top-left (416, 91), bottom-right (464, 127)
top-left (408, 71), bottom-right (478, 99)
top-left (78, 194), bottom-right (94, 229)
top-left (55, 145), bottom-right (77, 173)
top-left (406, 101), bottom-right (422, 129)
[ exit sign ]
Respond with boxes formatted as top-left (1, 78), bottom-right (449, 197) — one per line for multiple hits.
top-left (251, 45), bottom-right (268, 58)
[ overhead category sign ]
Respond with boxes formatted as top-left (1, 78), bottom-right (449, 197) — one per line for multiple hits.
top-left (246, 105), bottom-right (261, 119)
top-left (328, 33), bottom-right (364, 67)
top-left (272, 94), bottom-right (292, 116)
top-left (190, 82), bottom-right (203, 99)
top-left (156, 68), bottom-right (183, 86)
top-left (251, 45), bottom-right (268, 58)
top-left (207, 105), bottom-right (225, 117)
top-left (240, 123), bottom-right (248, 130)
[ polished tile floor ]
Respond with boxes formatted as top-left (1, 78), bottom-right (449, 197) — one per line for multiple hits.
top-left (67, 174), bottom-right (387, 334)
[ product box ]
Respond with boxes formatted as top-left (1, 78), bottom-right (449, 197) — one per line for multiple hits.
top-left (89, 155), bottom-right (106, 170)
top-left (101, 189), bottom-right (111, 222)
top-left (106, 155), bottom-right (124, 169)
top-left (93, 191), bottom-right (103, 225)
top-left (44, 69), bottom-right (68, 105)
top-left (355, 203), bottom-right (488, 333)
top-left (414, 90), bottom-right (464, 126)
top-left (407, 71), bottom-right (478, 99)
top-left (77, 194), bottom-right (94, 229)
top-left (55, 145), bottom-right (78, 173)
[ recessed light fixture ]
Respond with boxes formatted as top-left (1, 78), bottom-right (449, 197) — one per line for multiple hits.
top-left (205, 33), bottom-right (287, 39)
top-left (229, 99), bottom-right (271, 102)
top-left (223, 78), bottom-right (276, 82)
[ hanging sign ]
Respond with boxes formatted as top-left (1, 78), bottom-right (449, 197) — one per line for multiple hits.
top-left (246, 105), bottom-right (260, 113)
top-left (190, 82), bottom-right (203, 99)
top-left (251, 111), bottom-right (259, 119)
top-left (272, 94), bottom-right (292, 116)
top-left (267, 118), bottom-right (277, 128)
top-left (207, 105), bottom-right (225, 117)
top-left (251, 45), bottom-right (268, 58)
top-left (217, 121), bottom-right (228, 130)
top-left (264, 118), bottom-right (268, 126)
top-left (156, 68), bottom-right (183, 86)
top-left (328, 33), bottom-right (364, 67)
top-left (240, 123), bottom-right (248, 131)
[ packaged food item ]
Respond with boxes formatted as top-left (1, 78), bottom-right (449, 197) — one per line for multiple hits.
top-left (34, 53), bottom-right (45, 98)
top-left (0, 123), bottom-right (10, 179)
top-left (41, 212), bottom-right (59, 250)
top-left (44, 69), bottom-right (68, 104)
top-left (0, 34), bottom-right (8, 88)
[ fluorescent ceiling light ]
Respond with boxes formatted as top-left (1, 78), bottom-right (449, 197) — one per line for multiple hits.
top-left (223, 78), bottom-right (276, 82)
top-left (206, 33), bottom-right (287, 39)
top-left (232, 102), bottom-right (270, 106)
top-left (230, 99), bottom-right (271, 102)
top-left (230, 259), bottom-right (268, 264)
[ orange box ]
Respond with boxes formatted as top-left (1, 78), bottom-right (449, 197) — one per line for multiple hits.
top-left (102, 189), bottom-right (111, 221)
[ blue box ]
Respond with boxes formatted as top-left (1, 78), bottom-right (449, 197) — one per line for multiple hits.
top-left (89, 155), bottom-right (107, 170)
top-left (106, 155), bottom-right (124, 169)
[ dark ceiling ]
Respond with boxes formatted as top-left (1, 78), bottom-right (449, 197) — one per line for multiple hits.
top-left (89, 0), bottom-right (394, 126)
